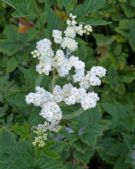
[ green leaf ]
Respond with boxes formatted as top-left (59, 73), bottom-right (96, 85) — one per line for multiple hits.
top-left (80, 122), bottom-right (109, 146)
top-left (2, 0), bottom-right (33, 17)
top-left (121, 4), bottom-right (135, 18)
top-left (39, 156), bottom-right (66, 169)
top-left (0, 39), bottom-right (20, 56)
top-left (66, 162), bottom-right (83, 169)
top-left (115, 20), bottom-right (135, 52)
top-left (36, 11), bottom-right (47, 31)
top-left (0, 25), bottom-right (37, 56)
top-left (73, 148), bottom-right (95, 163)
top-left (102, 102), bottom-right (129, 128)
top-left (128, 23), bottom-right (135, 52)
top-left (5, 92), bottom-right (30, 114)
top-left (74, 0), bottom-right (106, 18)
top-left (0, 104), bottom-right (8, 117)
top-left (119, 67), bottom-right (135, 83)
top-left (6, 57), bottom-right (18, 73)
top-left (115, 19), bottom-right (130, 38)
top-left (0, 129), bottom-right (33, 169)
top-left (28, 110), bottom-right (44, 126)
top-left (77, 105), bottom-right (102, 127)
top-left (0, 129), bottom-right (66, 169)
top-left (80, 18), bottom-right (111, 26)
top-left (76, 38), bottom-right (95, 68)
top-left (44, 148), bottom-right (60, 159)
top-left (20, 67), bottom-right (38, 90)
top-left (98, 137), bottom-right (117, 164)
top-left (94, 34), bottom-right (112, 46)
top-left (107, 143), bottom-right (129, 157)
top-left (12, 123), bottom-right (30, 139)
top-left (57, 0), bottom-right (77, 13)
top-left (45, 4), bottom-right (63, 32)
top-left (0, 76), bottom-right (19, 98)
top-left (72, 139), bottom-right (88, 153)
top-left (114, 157), bottom-right (130, 169)
top-left (130, 0), bottom-right (135, 7)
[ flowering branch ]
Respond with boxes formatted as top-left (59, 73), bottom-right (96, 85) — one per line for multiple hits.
top-left (26, 13), bottom-right (107, 147)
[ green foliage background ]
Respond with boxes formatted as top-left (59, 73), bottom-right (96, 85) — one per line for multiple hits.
top-left (0, 0), bottom-right (135, 168)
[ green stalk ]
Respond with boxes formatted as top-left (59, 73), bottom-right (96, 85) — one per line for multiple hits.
top-left (35, 74), bottom-right (44, 86)
top-left (62, 108), bottom-right (84, 119)
top-left (51, 70), bottom-right (56, 92)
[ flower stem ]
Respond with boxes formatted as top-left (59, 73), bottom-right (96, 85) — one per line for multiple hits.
top-left (35, 74), bottom-right (44, 86)
top-left (51, 70), bottom-right (56, 92)
top-left (62, 108), bottom-right (84, 119)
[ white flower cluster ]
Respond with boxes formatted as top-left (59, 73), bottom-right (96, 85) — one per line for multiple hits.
top-left (66, 13), bottom-right (92, 36)
top-left (26, 13), bottom-right (106, 147)
top-left (26, 86), bottom-right (62, 124)
top-left (32, 122), bottom-right (61, 147)
top-left (53, 84), bottom-right (99, 110)
top-left (80, 66), bottom-right (106, 89)
top-left (31, 13), bottom-right (93, 76)
top-left (31, 39), bottom-right (54, 75)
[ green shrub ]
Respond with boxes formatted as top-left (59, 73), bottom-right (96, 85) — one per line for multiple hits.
top-left (0, 0), bottom-right (135, 168)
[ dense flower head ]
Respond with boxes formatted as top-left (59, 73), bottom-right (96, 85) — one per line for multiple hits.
top-left (27, 13), bottom-right (107, 147)
top-left (53, 85), bottom-right (63, 103)
top-left (52, 30), bottom-right (63, 44)
top-left (64, 26), bottom-right (76, 38)
top-left (90, 66), bottom-right (107, 78)
top-left (81, 92), bottom-right (99, 110)
top-left (40, 102), bottom-right (62, 123)
top-left (61, 37), bottom-right (78, 52)
top-left (36, 38), bottom-right (52, 52)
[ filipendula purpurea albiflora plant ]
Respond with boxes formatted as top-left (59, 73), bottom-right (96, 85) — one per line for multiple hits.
top-left (25, 13), bottom-right (106, 147)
